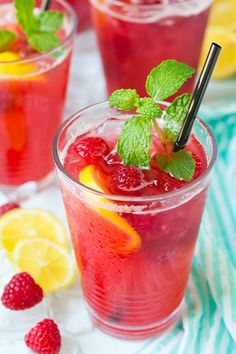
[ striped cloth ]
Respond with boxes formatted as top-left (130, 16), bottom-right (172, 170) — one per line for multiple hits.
top-left (133, 110), bottom-right (236, 354)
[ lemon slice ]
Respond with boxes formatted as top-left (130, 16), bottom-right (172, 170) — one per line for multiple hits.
top-left (79, 165), bottom-right (141, 254)
top-left (200, 26), bottom-right (236, 80)
top-left (0, 209), bottom-right (68, 253)
top-left (12, 238), bottom-right (75, 293)
top-left (0, 52), bottom-right (38, 77)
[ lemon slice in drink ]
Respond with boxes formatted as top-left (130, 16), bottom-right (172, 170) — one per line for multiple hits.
top-left (0, 209), bottom-right (68, 253)
top-left (0, 52), bottom-right (38, 77)
top-left (200, 26), bottom-right (236, 80)
top-left (79, 164), bottom-right (141, 255)
top-left (12, 238), bottom-right (75, 293)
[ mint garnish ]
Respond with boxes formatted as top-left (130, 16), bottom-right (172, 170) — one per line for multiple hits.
top-left (117, 116), bottom-right (152, 169)
top-left (0, 0), bottom-right (64, 53)
top-left (109, 89), bottom-right (140, 111)
top-left (109, 60), bottom-right (197, 181)
top-left (156, 150), bottom-right (196, 182)
top-left (146, 60), bottom-right (195, 101)
top-left (136, 98), bottom-right (162, 120)
top-left (37, 10), bottom-right (64, 32)
top-left (164, 93), bottom-right (192, 141)
top-left (0, 30), bottom-right (16, 51)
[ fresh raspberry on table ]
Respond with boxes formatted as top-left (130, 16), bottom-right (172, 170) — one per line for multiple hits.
top-left (0, 202), bottom-right (20, 217)
top-left (72, 136), bottom-right (110, 162)
top-left (111, 165), bottom-right (145, 193)
top-left (1, 272), bottom-right (43, 310)
top-left (25, 319), bottom-right (61, 354)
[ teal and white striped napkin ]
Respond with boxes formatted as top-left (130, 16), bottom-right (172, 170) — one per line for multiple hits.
top-left (133, 107), bottom-right (236, 354)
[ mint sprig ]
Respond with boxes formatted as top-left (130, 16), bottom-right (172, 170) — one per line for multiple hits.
top-left (109, 89), bottom-right (140, 111)
top-left (157, 150), bottom-right (196, 182)
top-left (164, 93), bottom-right (192, 141)
top-left (0, 0), bottom-right (64, 54)
top-left (109, 60), bottom-right (197, 181)
top-left (146, 60), bottom-right (195, 101)
top-left (0, 30), bottom-right (16, 51)
top-left (117, 116), bottom-right (152, 169)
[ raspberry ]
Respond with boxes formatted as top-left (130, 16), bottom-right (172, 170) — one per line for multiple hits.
top-left (0, 202), bottom-right (19, 217)
top-left (25, 319), bottom-right (61, 354)
top-left (111, 165), bottom-right (144, 193)
top-left (72, 137), bottom-right (109, 162)
top-left (1, 272), bottom-right (43, 310)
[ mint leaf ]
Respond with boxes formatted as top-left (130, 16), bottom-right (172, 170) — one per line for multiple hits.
top-left (28, 32), bottom-right (60, 53)
top-left (0, 30), bottom-right (16, 51)
top-left (38, 11), bottom-right (64, 32)
top-left (145, 60), bottom-right (195, 101)
top-left (136, 98), bottom-right (162, 120)
top-left (109, 89), bottom-right (140, 111)
top-left (156, 150), bottom-right (196, 181)
top-left (164, 93), bottom-right (192, 141)
top-left (118, 116), bottom-right (152, 169)
top-left (14, 0), bottom-right (35, 33)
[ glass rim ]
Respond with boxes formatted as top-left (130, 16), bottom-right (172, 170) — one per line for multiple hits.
top-left (52, 101), bottom-right (217, 203)
top-left (0, 0), bottom-right (77, 65)
top-left (90, 0), bottom-right (212, 11)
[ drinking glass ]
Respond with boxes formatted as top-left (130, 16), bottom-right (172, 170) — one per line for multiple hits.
top-left (90, 0), bottom-right (212, 97)
top-left (0, 0), bottom-right (77, 194)
top-left (53, 101), bottom-right (217, 339)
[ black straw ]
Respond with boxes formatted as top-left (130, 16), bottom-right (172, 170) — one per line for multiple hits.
top-left (41, 0), bottom-right (52, 11)
top-left (173, 43), bottom-right (221, 152)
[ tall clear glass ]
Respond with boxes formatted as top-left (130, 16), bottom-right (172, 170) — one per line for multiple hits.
top-left (53, 102), bottom-right (217, 339)
top-left (0, 0), bottom-right (77, 194)
top-left (90, 0), bottom-right (212, 97)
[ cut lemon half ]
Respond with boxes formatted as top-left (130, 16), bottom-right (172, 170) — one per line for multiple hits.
top-left (200, 26), bottom-right (236, 80)
top-left (0, 209), bottom-right (68, 253)
top-left (12, 238), bottom-right (75, 293)
top-left (0, 52), bottom-right (39, 78)
top-left (79, 165), bottom-right (141, 255)
top-left (210, 1), bottom-right (236, 31)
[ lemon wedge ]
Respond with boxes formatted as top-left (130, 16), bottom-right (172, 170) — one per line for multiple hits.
top-left (0, 52), bottom-right (38, 77)
top-left (79, 165), bottom-right (141, 255)
top-left (200, 26), bottom-right (236, 80)
top-left (12, 238), bottom-right (75, 293)
top-left (0, 209), bottom-right (68, 253)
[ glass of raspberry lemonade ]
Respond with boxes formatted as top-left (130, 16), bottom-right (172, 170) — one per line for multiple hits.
top-left (0, 0), bottom-right (77, 192)
top-left (53, 61), bottom-right (217, 339)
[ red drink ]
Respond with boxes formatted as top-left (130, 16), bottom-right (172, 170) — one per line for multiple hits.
top-left (53, 102), bottom-right (217, 339)
top-left (66, 0), bottom-right (91, 32)
top-left (90, 0), bottom-right (211, 96)
top-left (0, 0), bottom-right (76, 191)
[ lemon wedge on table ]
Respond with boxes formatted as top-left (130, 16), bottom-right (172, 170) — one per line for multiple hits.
top-left (0, 209), bottom-right (68, 253)
top-left (0, 51), bottom-right (38, 77)
top-left (79, 164), bottom-right (141, 255)
top-left (12, 238), bottom-right (76, 293)
top-left (200, 26), bottom-right (236, 80)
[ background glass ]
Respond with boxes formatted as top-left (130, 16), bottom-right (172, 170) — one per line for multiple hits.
top-left (90, 0), bottom-right (212, 97)
top-left (0, 0), bottom-right (77, 193)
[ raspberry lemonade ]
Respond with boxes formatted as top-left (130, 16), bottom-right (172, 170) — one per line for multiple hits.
top-left (91, 0), bottom-right (212, 97)
top-left (53, 60), bottom-right (217, 339)
top-left (0, 0), bottom-right (76, 191)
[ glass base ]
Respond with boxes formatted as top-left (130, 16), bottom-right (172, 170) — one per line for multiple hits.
top-left (87, 303), bottom-right (181, 340)
top-left (0, 171), bottom-right (56, 202)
